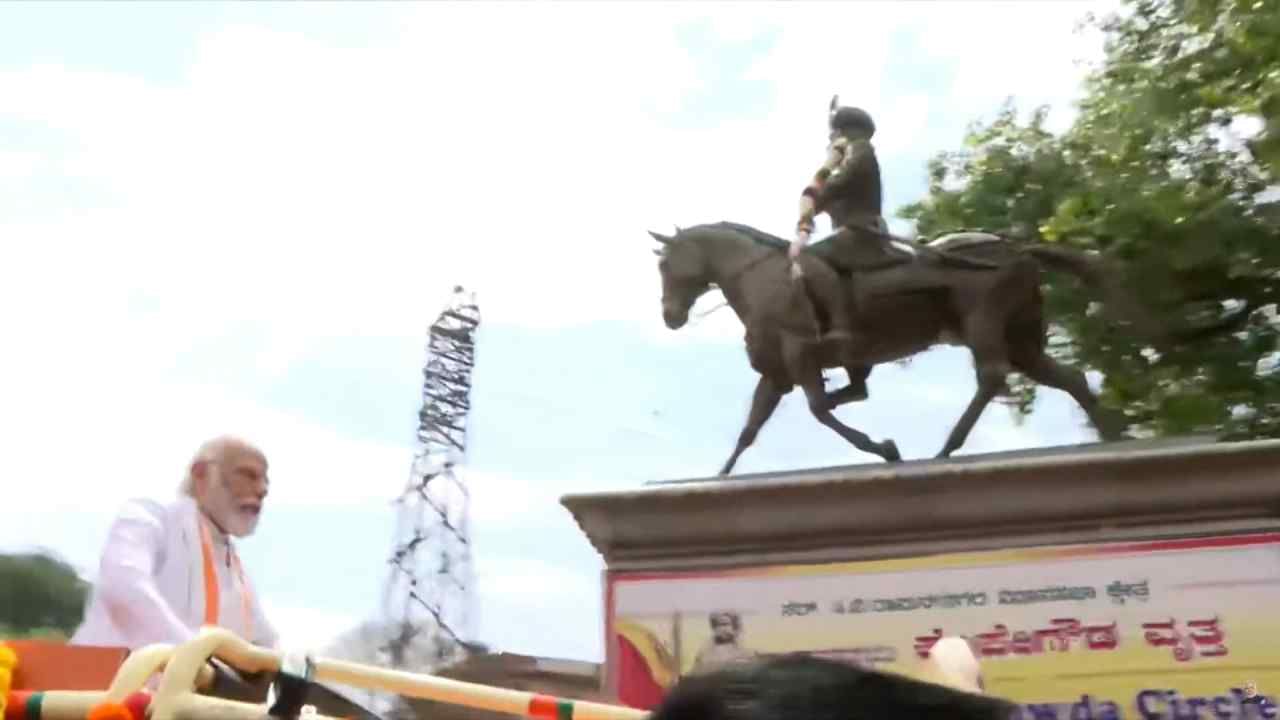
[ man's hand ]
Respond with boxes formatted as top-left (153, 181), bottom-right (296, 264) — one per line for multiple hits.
top-left (205, 658), bottom-right (272, 702)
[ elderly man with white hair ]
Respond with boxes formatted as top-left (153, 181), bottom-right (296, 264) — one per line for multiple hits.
top-left (71, 435), bottom-right (279, 651)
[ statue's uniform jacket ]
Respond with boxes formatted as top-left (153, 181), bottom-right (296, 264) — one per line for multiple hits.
top-left (817, 138), bottom-right (884, 233)
top-left (803, 137), bottom-right (891, 273)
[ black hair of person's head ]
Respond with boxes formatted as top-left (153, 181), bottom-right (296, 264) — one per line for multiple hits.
top-left (650, 653), bottom-right (1018, 720)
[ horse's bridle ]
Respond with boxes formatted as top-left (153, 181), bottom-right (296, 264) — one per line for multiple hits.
top-left (684, 245), bottom-right (790, 324)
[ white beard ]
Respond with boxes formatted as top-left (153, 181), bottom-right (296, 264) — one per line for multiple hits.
top-left (204, 469), bottom-right (259, 537)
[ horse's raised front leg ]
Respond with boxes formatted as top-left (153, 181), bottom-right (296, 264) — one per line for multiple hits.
top-left (720, 375), bottom-right (787, 475)
top-left (799, 377), bottom-right (901, 463)
top-left (823, 365), bottom-right (872, 410)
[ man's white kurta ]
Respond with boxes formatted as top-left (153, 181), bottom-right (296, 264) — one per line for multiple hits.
top-left (71, 496), bottom-right (278, 650)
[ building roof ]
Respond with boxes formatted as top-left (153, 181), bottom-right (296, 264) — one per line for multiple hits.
top-left (404, 650), bottom-right (606, 720)
top-left (437, 650), bottom-right (600, 683)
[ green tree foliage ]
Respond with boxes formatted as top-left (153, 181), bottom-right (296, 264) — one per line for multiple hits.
top-left (0, 551), bottom-right (90, 639)
top-left (900, 0), bottom-right (1280, 439)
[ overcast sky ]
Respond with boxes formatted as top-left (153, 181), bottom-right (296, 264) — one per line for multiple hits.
top-left (0, 1), bottom-right (1118, 663)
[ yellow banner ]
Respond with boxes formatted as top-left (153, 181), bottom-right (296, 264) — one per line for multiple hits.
top-left (609, 533), bottom-right (1280, 719)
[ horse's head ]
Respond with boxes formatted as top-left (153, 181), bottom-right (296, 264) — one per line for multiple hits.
top-left (649, 227), bottom-right (713, 329)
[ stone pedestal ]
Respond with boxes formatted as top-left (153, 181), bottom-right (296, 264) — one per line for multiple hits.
top-left (562, 438), bottom-right (1280, 716)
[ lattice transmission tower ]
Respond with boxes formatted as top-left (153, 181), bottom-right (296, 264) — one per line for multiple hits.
top-left (382, 285), bottom-right (481, 671)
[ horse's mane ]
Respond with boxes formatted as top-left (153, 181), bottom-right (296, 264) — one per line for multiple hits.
top-left (689, 221), bottom-right (792, 251)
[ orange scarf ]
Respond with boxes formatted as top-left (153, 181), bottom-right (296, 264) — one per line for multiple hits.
top-left (197, 514), bottom-right (255, 639)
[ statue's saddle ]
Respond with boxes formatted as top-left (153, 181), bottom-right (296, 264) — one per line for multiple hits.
top-left (710, 221), bottom-right (1004, 273)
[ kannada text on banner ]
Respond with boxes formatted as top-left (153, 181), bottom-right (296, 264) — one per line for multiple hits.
top-left (608, 533), bottom-right (1280, 719)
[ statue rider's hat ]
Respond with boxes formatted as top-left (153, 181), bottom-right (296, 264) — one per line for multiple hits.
top-left (829, 95), bottom-right (875, 137)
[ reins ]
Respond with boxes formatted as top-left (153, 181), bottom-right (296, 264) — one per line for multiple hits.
top-left (689, 243), bottom-right (779, 324)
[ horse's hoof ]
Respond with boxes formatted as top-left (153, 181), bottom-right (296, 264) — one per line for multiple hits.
top-left (1099, 423), bottom-right (1129, 443)
top-left (880, 440), bottom-right (901, 462)
top-left (1097, 410), bottom-right (1130, 442)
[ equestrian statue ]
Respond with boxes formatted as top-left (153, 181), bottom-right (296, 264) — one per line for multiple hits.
top-left (649, 96), bottom-right (1251, 475)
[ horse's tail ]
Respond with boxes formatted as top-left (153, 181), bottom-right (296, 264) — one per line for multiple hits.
top-left (1024, 244), bottom-right (1252, 345)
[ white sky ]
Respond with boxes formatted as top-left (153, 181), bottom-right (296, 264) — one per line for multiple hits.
top-left (0, 0), bottom-right (1118, 661)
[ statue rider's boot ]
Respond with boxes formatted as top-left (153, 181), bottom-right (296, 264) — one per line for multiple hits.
top-left (822, 307), bottom-right (855, 347)
top-left (795, 252), bottom-right (855, 349)
top-left (811, 267), bottom-right (855, 348)
top-left (846, 364), bottom-right (871, 401)
top-left (798, 263), bottom-right (860, 348)
top-left (814, 307), bottom-right (855, 357)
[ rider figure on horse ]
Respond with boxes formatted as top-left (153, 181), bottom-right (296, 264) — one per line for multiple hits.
top-left (788, 97), bottom-right (913, 346)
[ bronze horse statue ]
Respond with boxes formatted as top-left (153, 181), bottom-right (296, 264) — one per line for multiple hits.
top-left (650, 221), bottom-right (1246, 474)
